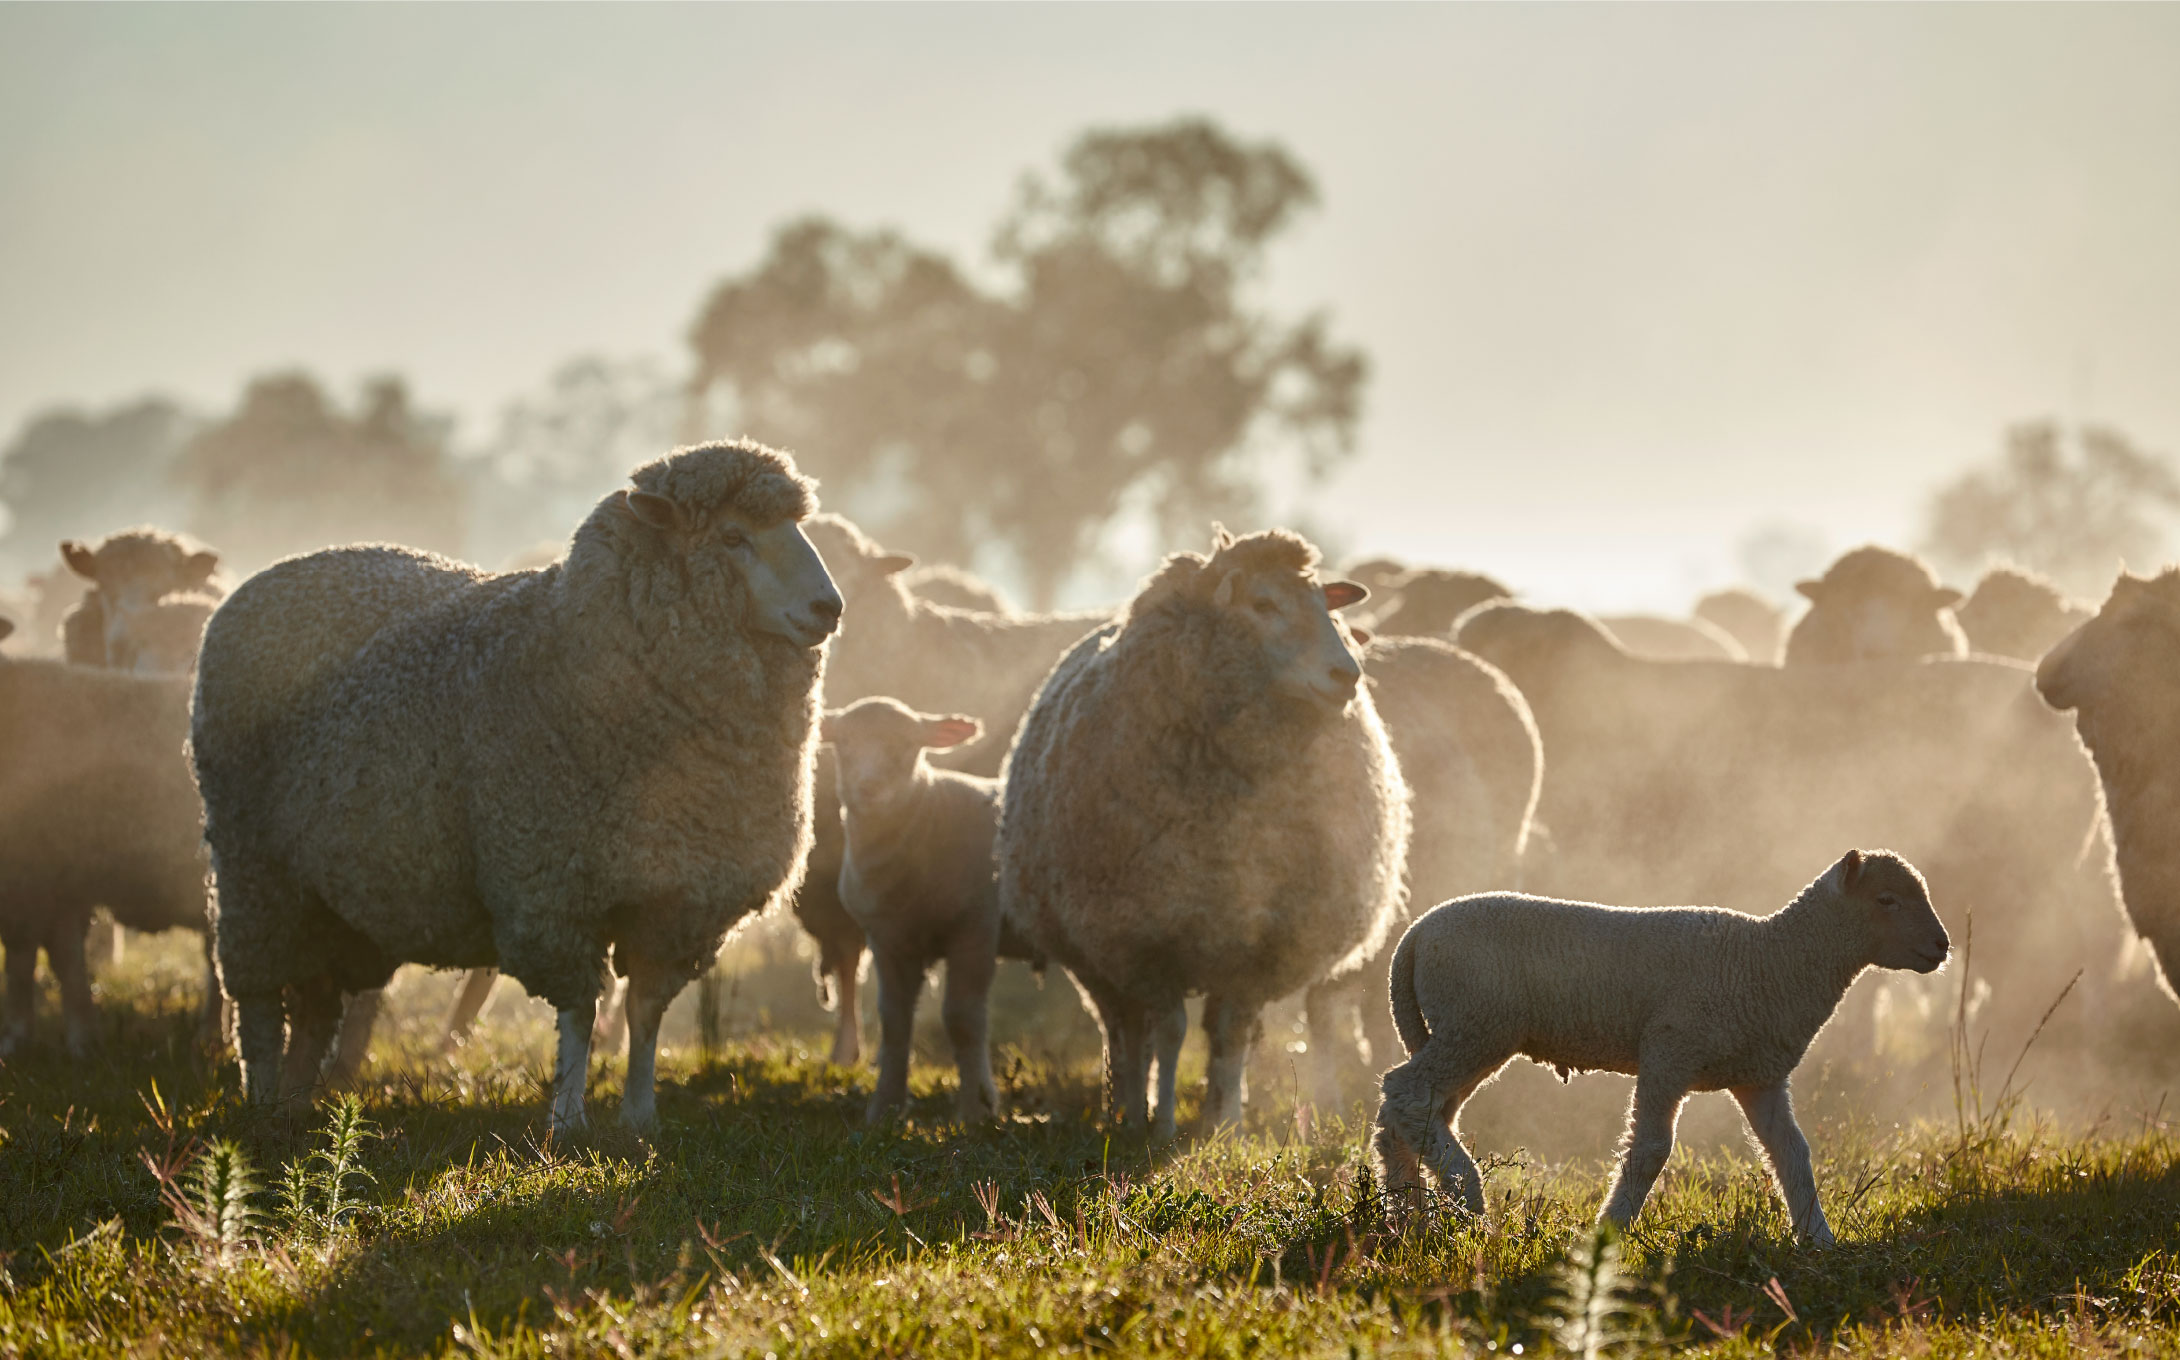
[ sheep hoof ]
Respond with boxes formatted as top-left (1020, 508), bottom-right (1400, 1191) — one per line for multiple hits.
top-left (620, 1104), bottom-right (657, 1135)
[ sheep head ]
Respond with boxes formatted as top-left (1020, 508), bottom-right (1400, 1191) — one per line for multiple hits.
top-left (1824, 848), bottom-right (1949, 975)
top-left (59, 528), bottom-right (222, 667)
top-left (1792, 546), bottom-right (1965, 663)
top-left (821, 696), bottom-right (981, 816)
top-left (2037, 569), bottom-right (2180, 719)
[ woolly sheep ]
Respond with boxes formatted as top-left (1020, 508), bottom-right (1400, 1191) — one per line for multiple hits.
top-left (902, 562), bottom-right (1013, 614)
top-left (1959, 565), bottom-right (2095, 663)
top-left (0, 660), bottom-right (209, 1055)
top-left (1453, 602), bottom-right (2120, 1058)
top-left (1598, 614), bottom-right (1747, 662)
top-left (59, 528), bottom-right (223, 668)
top-left (1695, 588), bottom-right (1787, 667)
top-left (999, 528), bottom-right (1409, 1136)
top-left (1366, 568), bottom-right (1513, 639)
top-left (1783, 546), bottom-right (1966, 667)
top-left (1374, 850), bottom-right (1949, 1241)
top-left (1342, 557), bottom-right (1411, 598)
top-left (823, 697), bottom-right (1040, 1120)
top-left (2037, 569), bottom-right (2180, 1001)
top-left (1304, 635), bottom-right (1541, 1092)
top-left (191, 440), bottom-right (842, 1133)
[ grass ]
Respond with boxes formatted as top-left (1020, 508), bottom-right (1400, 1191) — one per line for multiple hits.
top-left (2, 927), bottom-right (2178, 1358)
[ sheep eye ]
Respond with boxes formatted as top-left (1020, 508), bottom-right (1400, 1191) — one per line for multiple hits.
top-left (720, 528), bottom-right (748, 549)
top-left (1252, 599), bottom-right (1280, 617)
top-left (1877, 895), bottom-right (1900, 910)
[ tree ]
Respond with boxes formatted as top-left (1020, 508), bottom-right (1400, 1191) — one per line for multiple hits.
top-left (174, 372), bottom-right (466, 574)
top-left (0, 397), bottom-right (197, 577)
top-left (1923, 420), bottom-right (2180, 598)
top-left (686, 118), bottom-right (1367, 607)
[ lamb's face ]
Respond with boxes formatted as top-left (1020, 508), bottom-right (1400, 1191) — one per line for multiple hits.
top-left (820, 697), bottom-right (981, 819)
top-left (61, 535), bottom-right (220, 666)
top-left (1219, 569), bottom-right (1365, 710)
top-left (2036, 572), bottom-right (2180, 721)
top-left (1835, 849), bottom-right (1950, 974)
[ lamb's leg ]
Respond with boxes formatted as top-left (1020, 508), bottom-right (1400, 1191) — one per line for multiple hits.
top-left (441, 968), bottom-right (499, 1051)
top-left (1731, 1082), bottom-right (1835, 1247)
top-left (828, 953), bottom-right (863, 1067)
top-left (550, 998), bottom-right (598, 1138)
top-left (234, 992), bottom-right (286, 1103)
top-left (867, 950), bottom-right (925, 1122)
top-left (593, 976), bottom-right (630, 1050)
top-left (1146, 1000), bottom-right (1188, 1141)
top-left (1200, 995), bottom-right (1261, 1131)
top-left (942, 931), bottom-right (1000, 1120)
top-left (1600, 1067), bottom-right (1689, 1229)
top-left (619, 970), bottom-right (676, 1132)
top-left (51, 921), bottom-right (94, 1057)
top-left (277, 975), bottom-right (346, 1100)
top-left (322, 987), bottom-right (383, 1088)
top-left (1374, 1031), bottom-right (1507, 1217)
top-left (1, 934), bottom-right (37, 1057)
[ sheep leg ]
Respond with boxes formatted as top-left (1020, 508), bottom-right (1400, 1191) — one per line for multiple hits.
top-left (827, 955), bottom-right (863, 1067)
top-left (1600, 1067), bottom-right (1689, 1229)
top-left (549, 998), bottom-right (598, 1138)
top-left (322, 987), bottom-right (383, 1088)
top-left (1, 934), bottom-right (36, 1057)
top-left (197, 932), bottom-right (227, 1044)
top-left (51, 922), bottom-right (94, 1057)
top-left (1072, 976), bottom-right (1147, 1129)
top-left (867, 950), bottom-right (925, 1122)
top-left (942, 931), bottom-right (1000, 1120)
top-left (1146, 1000), bottom-right (1187, 1141)
top-left (594, 976), bottom-right (630, 1050)
top-left (1731, 1082), bottom-right (1835, 1247)
top-left (1200, 995), bottom-right (1261, 1132)
top-left (619, 971), bottom-right (675, 1132)
top-left (1373, 1031), bottom-right (1506, 1217)
top-left (277, 976), bottom-right (346, 1100)
top-left (441, 968), bottom-right (499, 1051)
top-left (1302, 976), bottom-right (1360, 1109)
top-left (234, 992), bottom-right (286, 1103)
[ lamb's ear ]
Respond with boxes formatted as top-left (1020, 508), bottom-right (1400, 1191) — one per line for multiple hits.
top-left (876, 553), bottom-right (916, 576)
top-left (1323, 580), bottom-right (1369, 611)
top-left (623, 490), bottom-right (686, 532)
top-left (1835, 849), bottom-right (1865, 892)
top-left (60, 540), bottom-right (98, 582)
top-left (1212, 568), bottom-right (1242, 608)
top-left (0, 617), bottom-right (14, 643)
top-left (182, 549), bottom-right (220, 586)
top-left (1349, 626), bottom-right (1373, 646)
top-left (1210, 522), bottom-right (1234, 552)
top-left (1794, 579), bottom-right (1824, 603)
top-left (921, 714), bottom-right (984, 749)
top-left (1932, 586), bottom-right (1964, 609)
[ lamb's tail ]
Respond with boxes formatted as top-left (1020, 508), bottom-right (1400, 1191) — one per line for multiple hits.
top-left (1388, 924), bottom-right (1430, 1056)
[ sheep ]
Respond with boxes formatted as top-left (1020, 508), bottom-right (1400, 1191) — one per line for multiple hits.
top-left (998, 528), bottom-right (1410, 1137)
top-left (1342, 557), bottom-right (1412, 597)
top-left (58, 528), bottom-right (223, 668)
top-left (902, 562), bottom-right (1012, 614)
top-left (190, 439), bottom-right (841, 1133)
top-left (1366, 568), bottom-right (1513, 639)
top-left (823, 697), bottom-right (1041, 1120)
top-left (0, 660), bottom-right (209, 1056)
top-left (1374, 849), bottom-right (1949, 1242)
top-left (1959, 565), bottom-right (2095, 663)
top-left (1598, 614), bottom-right (1747, 662)
top-left (1783, 546), bottom-right (1967, 667)
top-left (1304, 635), bottom-right (1541, 1094)
top-left (1695, 588), bottom-right (1788, 666)
top-left (112, 593), bottom-right (218, 675)
top-left (2036, 568), bottom-right (2180, 1001)
top-left (1452, 601), bottom-right (2120, 1061)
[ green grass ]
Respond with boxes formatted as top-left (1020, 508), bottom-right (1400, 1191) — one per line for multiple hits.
top-left (3, 928), bottom-right (2178, 1358)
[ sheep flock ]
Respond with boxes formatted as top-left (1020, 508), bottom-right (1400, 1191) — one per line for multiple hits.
top-left (4, 435), bottom-right (2178, 1245)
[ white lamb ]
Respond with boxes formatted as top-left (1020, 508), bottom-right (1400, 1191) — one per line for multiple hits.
top-left (1373, 849), bottom-right (1949, 1244)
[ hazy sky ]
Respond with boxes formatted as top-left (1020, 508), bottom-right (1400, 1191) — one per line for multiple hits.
top-left (4, 4), bottom-right (2177, 608)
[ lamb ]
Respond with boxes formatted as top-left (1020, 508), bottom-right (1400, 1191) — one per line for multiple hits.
top-left (1695, 588), bottom-right (1788, 666)
top-left (902, 562), bottom-right (1012, 614)
top-left (1598, 614), bottom-right (1746, 662)
top-left (0, 660), bottom-right (209, 1055)
top-left (1365, 568), bottom-right (1513, 639)
top-left (998, 528), bottom-right (1409, 1136)
top-left (191, 440), bottom-right (841, 1133)
top-left (2037, 569), bottom-right (2180, 1000)
top-left (1783, 546), bottom-right (1967, 667)
top-left (1304, 635), bottom-right (1541, 1091)
top-left (1374, 849), bottom-right (1949, 1242)
top-left (1452, 602), bottom-right (2121, 1060)
top-left (59, 528), bottom-right (223, 667)
top-left (1959, 565), bottom-right (2095, 663)
top-left (823, 697), bottom-right (1040, 1120)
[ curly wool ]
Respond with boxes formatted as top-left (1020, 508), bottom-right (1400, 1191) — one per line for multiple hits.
top-left (194, 439), bottom-right (826, 1014)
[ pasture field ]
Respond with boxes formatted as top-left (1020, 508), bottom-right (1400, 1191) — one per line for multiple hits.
top-left (3, 928), bottom-right (2178, 1359)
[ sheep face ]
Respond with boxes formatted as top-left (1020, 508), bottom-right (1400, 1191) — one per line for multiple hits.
top-left (1215, 567), bottom-right (1365, 711)
top-left (61, 531), bottom-right (220, 665)
top-left (1833, 849), bottom-right (1950, 974)
top-left (625, 493), bottom-right (843, 649)
top-left (1791, 547), bottom-right (1965, 664)
top-left (820, 697), bottom-right (981, 817)
top-left (2036, 570), bottom-right (2180, 718)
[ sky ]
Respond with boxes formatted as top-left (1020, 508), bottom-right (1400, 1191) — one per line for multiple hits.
top-left (3, 4), bottom-right (2178, 610)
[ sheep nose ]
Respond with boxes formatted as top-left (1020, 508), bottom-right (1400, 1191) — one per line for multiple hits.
top-left (809, 594), bottom-right (843, 632)
top-left (1329, 660), bottom-right (1361, 692)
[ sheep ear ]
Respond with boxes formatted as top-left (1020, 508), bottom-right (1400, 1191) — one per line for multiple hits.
top-left (1323, 580), bottom-right (1369, 611)
top-left (1836, 849), bottom-right (1864, 892)
top-left (1210, 522), bottom-right (1234, 551)
top-left (0, 617), bottom-right (14, 643)
top-left (1212, 569), bottom-right (1241, 608)
top-left (1932, 586), bottom-right (1964, 609)
top-left (624, 490), bottom-right (686, 532)
top-left (921, 714), bottom-right (984, 749)
top-left (182, 550), bottom-right (220, 585)
top-left (876, 553), bottom-right (916, 576)
top-left (60, 540), bottom-right (98, 581)
top-left (1349, 626), bottom-right (1373, 646)
top-left (1794, 579), bottom-right (1824, 603)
